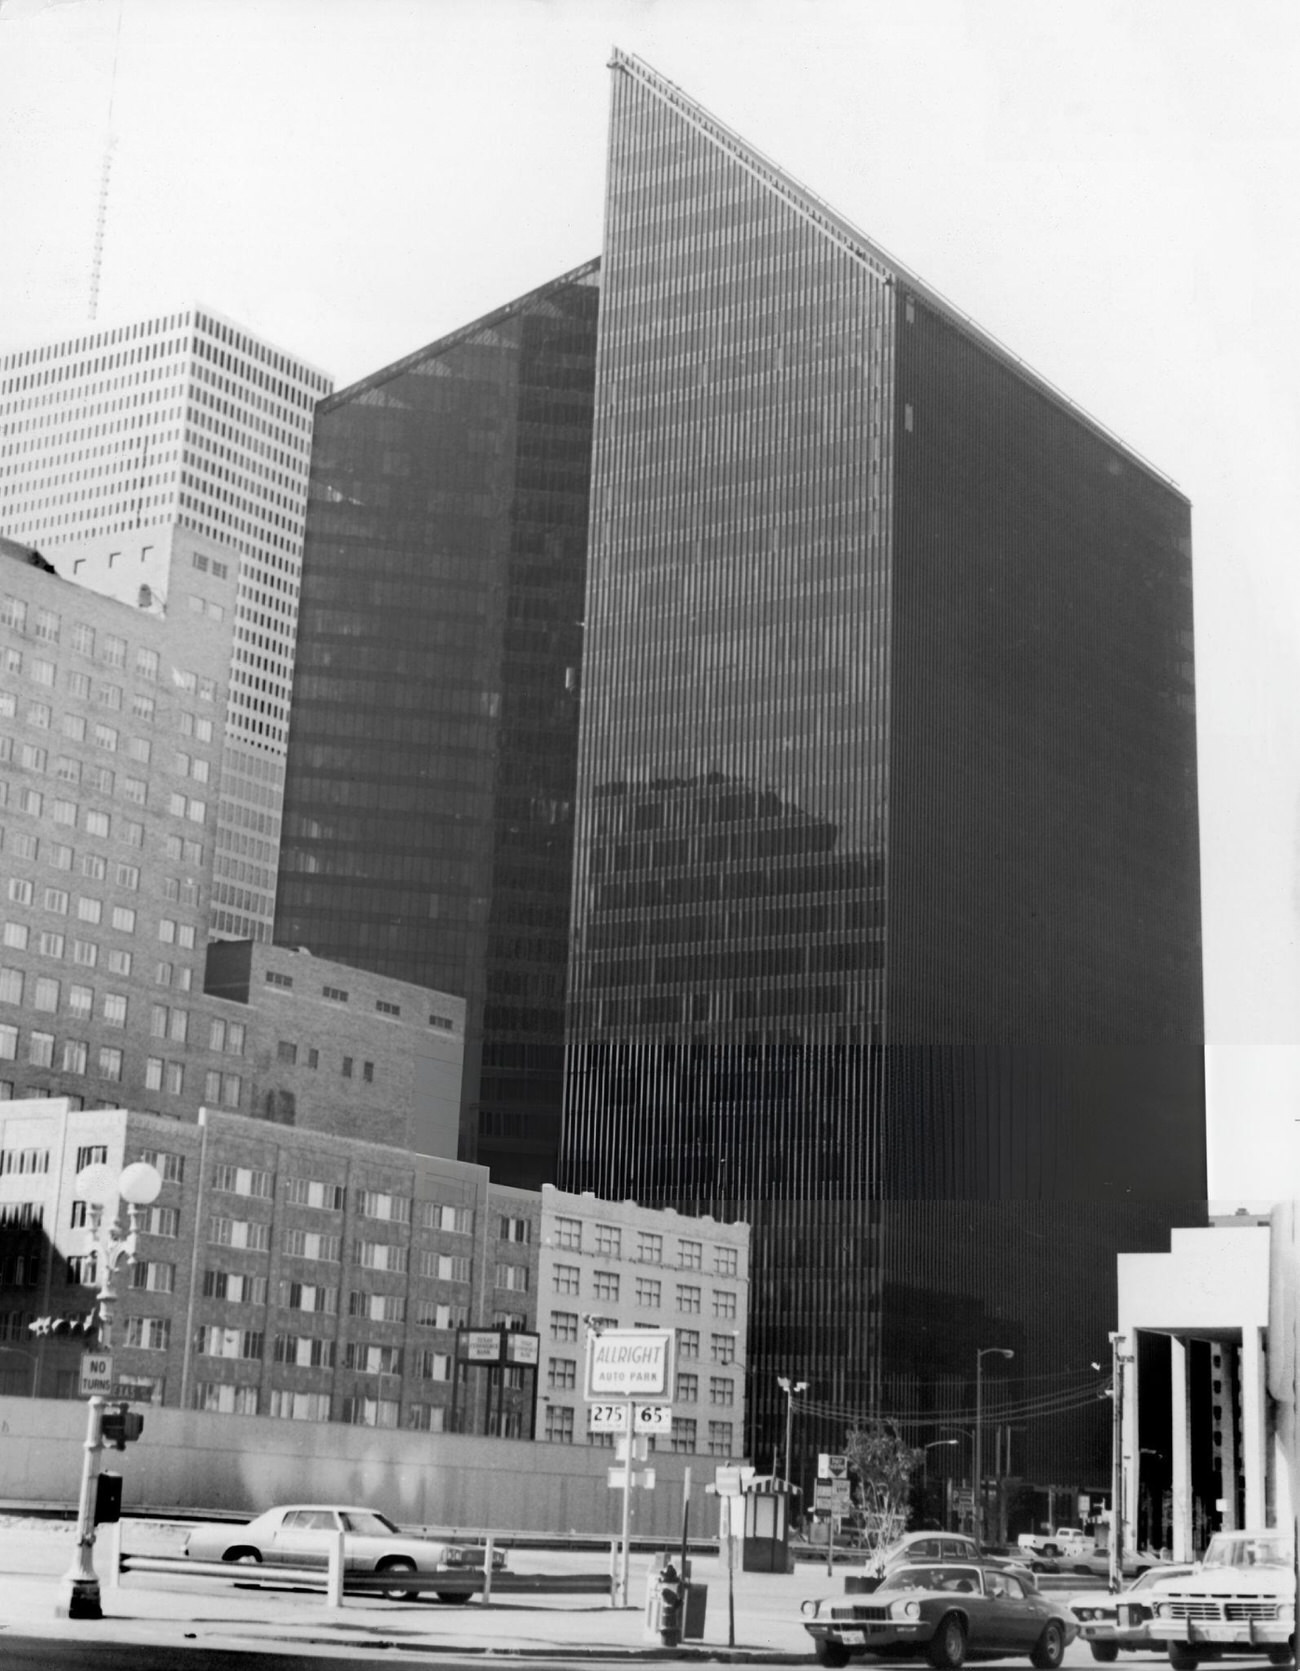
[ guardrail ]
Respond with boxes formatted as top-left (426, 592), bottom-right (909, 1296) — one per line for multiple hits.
top-left (107, 1534), bottom-right (613, 1608)
top-left (116, 1554), bottom-right (612, 1598)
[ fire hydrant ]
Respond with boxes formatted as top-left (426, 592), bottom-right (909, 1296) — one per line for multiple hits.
top-left (656, 1561), bottom-right (684, 1649)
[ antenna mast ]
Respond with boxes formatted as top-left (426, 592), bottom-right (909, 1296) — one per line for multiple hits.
top-left (88, 0), bottom-right (124, 322)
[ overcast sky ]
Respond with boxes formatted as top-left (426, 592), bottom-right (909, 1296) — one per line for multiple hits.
top-left (1, 0), bottom-right (1296, 1200)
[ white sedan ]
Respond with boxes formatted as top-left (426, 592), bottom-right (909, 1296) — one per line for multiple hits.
top-left (185, 1504), bottom-right (503, 1600)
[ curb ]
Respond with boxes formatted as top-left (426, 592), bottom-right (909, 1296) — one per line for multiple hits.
top-left (183, 1636), bottom-right (807, 1663)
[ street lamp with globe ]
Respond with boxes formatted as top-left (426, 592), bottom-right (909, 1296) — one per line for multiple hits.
top-left (57, 1157), bottom-right (162, 1620)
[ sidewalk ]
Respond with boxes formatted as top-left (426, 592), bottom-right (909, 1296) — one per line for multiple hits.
top-left (0, 1520), bottom-right (821, 1662)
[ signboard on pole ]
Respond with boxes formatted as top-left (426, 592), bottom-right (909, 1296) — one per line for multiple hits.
top-left (80, 1351), bottom-right (113, 1397)
top-left (818, 1452), bottom-right (849, 1479)
top-left (591, 1400), bottom-right (673, 1434)
top-left (712, 1464), bottom-right (755, 1497)
top-left (583, 1328), bottom-right (674, 1400)
top-left (815, 1478), bottom-right (853, 1514)
top-left (608, 1467), bottom-right (656, 1490)
top-left (633, 1403), bottom-right (672, 1435)
top-left (460, 1329), bottom-right (504, 1364)
top-left (504, 1331), bottom-right (539, 1366)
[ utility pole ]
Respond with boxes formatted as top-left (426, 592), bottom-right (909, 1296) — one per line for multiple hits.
top-left (975, 1348), bottom-right (1014, 1546)
top-left (777, 1375), bottom-right (807, 1489)
top-left (1108, 1331), bottom-right (1133, 1592)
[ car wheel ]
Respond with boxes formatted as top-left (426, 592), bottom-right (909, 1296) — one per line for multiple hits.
top-left (1030, 1620), bottom-right (1067, 1670)
top-left (436, 1591), bottom-right (473, 1606)
top-left (1042, 1544), bottom-right (1059, 1558)
top-left (1266, 1649), bottom-right (1293, 1667)
top-left (221, 1547), bottom-right (263, 1564)
top-left (377, 1557), bottom-right (418, 1599)
top-left (1090, 1643), bottom-right (1120, 1663)
top-left (814, 1639), bottom-right (853, 1669)
top-left (1168, 1645), bottom-right (1199, 1670)
top-left (926, 1613), bottom-right (968, 1670)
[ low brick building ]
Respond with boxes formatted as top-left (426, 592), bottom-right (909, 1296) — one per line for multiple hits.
top-left (0, 1098), bottom-right (504, 1425)
top-left (1, 1101), bottom-right (753, 1463)
top-left (203, 941), bottom-right (464, 1159)
top-left (535, 1185), bottom-right (750, 1457)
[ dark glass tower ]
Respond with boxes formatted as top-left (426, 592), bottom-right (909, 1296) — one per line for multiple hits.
top-left (560, 54), bottom-right (1205, 1483)
top-left (275, 263), bottom-right (599, 1187)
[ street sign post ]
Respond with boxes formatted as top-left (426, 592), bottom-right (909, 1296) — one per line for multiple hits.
top-left (585, 1328), bottom-right (675, 1609)
top-left (814, 1476), bottom-right (852, 1575)
top-left (707, 1463), bottom-right (754, 1648)
top-left (79, 1351), bottom-right (113, 1398)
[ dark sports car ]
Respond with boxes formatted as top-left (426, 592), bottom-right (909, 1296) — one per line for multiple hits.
top-left (803, 1560), bottom-right (1079, 1669)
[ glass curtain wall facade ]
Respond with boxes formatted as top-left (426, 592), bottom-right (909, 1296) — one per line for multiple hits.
top-left (560, 53), bottom-right (1206, 1484)
top-left (275, 265), bottom-right (599, 1187)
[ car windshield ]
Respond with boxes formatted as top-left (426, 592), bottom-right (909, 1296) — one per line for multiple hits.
top-left (1203, 1536), bottom-right (1294, 1571)
top-left (339, 1511), bottom-right (401, 1537)
top-left (881, 1565), bottom-right (984, 1595)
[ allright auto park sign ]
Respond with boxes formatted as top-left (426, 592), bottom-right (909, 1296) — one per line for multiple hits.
top-left (583, 1328), bottom-right (674, 1400)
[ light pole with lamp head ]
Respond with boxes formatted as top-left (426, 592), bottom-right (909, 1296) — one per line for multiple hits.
top-left (57, 1157), bottom-right (162, 1620)
top-left (941, 1426), bottom-right (975, 1531)
top-left (776, 1374), bottom-right (807, 1489)
top-left (922, 1438), bottom-right (959, 1527)
top-left (975, 1347), bottom-right (1014, 1547)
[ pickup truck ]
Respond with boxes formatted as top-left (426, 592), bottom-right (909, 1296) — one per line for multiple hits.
top-left (1019, 1528), bottom-right (1097, 1560)
top-left (1138, 1528), bottom-right (1295, 1668)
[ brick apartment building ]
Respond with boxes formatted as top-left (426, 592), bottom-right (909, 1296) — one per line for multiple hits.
top-left (0, 1100), bottom-right (750, 1459)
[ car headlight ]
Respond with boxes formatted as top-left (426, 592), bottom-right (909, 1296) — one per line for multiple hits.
top-left (891, 1599), bottom-right (921, 1619)
top-left (440, 1547), bottom-right (467, 1566)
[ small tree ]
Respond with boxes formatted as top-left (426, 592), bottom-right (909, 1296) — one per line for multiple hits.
top-left (844, 1423), bottom-right (924, 1566)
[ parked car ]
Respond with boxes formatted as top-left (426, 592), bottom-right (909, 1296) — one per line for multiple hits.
top-left (866, 1531), bottom-right (1037, 1583)
top-left (1141, 1529), bottom-right (1295, 1668)
top-left (803, 1559), bottom-right (1078, 1669)
top-left (1057, 1545), bottom-right (1157, 1579)
top-left (1068, 1564), bottom-right (1195, 1660)
top-left (1020, 1527), bottom-right (1097, 1560)
top-left (184, 1504), bottom-right (505, 1601)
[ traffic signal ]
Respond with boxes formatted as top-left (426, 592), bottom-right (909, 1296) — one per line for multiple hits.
top-left (27, 1313), bottom-right (97, 1336)
top-left (100, 1403), bottom-right (144, 1450)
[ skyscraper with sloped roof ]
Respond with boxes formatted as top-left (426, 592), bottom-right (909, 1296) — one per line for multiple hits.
top-left (560, 52), bottom-right (1205, 1484)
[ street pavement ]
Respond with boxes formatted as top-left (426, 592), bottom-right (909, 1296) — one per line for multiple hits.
top-left (0, 1515), bottom-right (816, 1661)
top-left (0, 1520), bottom-right (1292, 1670)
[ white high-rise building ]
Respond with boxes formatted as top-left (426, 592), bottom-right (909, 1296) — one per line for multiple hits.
top-left (0, 308), bottom-right (333, 941)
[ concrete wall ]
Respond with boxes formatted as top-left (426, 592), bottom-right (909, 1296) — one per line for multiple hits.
top-left (1117, 1225), bottom-right (1273, 1333)
top-left (0, 1395), bottom-right (698, 1539)
top-left (1268, 1201), bottom-right (1298, 1528)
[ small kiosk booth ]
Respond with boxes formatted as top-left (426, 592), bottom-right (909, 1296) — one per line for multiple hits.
top-left (738, 1475), bottom-right (799, 1573)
